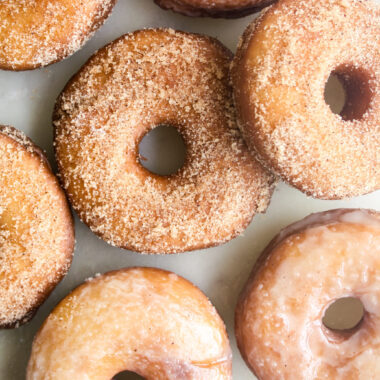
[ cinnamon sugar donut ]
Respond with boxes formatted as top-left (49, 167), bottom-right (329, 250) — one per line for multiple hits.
top-left (27, 267), bottom-right (232, 379)
top-left (236, 208), bottom-right (380, 379)
top-left (0, 126), bottom-right (74, 328)
top-left (0, 0), bottom-right (116, 71)
top-left (54, 28), bottom-right (274, 254)
top-left (231, 0), bottom-right (380, 199)
top-left (154, 0), bottom-right (273, 18)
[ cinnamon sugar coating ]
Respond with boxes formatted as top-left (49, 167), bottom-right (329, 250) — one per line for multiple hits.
top-left (236, 209), bottom-right (380, 379)
top-left (54, 28), bottom-right (274, 254)
top-left (0, 0), bottom-right (116, 71)
top-left (27, 267), bottom-right (232, 379)
top-left (0, 126), bottom-right (74, 328)
top-left (232, 0), bottom-right (380, 199)
top-left (154, 0), bottom-right (274, 18)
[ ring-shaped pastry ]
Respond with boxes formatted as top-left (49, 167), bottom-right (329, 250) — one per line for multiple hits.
top-left (54, 28), bottom-right (274, 254)
top-left (0, 125), bottom-right (74, 328)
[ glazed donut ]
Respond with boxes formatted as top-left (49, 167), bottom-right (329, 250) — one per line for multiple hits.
top-left (27, 267), bottom-right (232, 379)
top-left (0, 0), bottom-right (116, 71)
top-left (0, 126), bottom-right (74, 328)
top-left (154, 0), bottom-right (273, 18)
top-left (231, 0), bottom-right (380, 199)
top-left (54, 28), bottom-right (274, 254)
top-left (235, 208), bottom-right (380, 379)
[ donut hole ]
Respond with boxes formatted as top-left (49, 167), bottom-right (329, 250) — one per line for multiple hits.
top-left (322, 297), bottom-right (364, 332)
top-left (113, 371), bottom-right (145, 379)
top-left (324, 74), bottom-right (346, 115)
top-left (138, 125), bottom-right (186, 176)
top-left (324, 66), bottom-right (373, 121)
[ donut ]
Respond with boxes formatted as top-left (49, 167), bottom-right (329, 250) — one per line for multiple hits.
top-left (154, 0), bottom-right (273, 18)
top-left (235, 208), bottom-right (380, 379)
top-left (0, 0), bottom-right (116, 71)
top-left (231, 0), bottom-right (380, 199)
top-left (0, 126), bottom-right (74, 328)
top-left (27, 267), bottom-right (232, 379)
top-left (54, 28), bottom-right (274, 254)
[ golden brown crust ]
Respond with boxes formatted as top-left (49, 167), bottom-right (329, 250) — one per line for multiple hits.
top-left (0, 125), bottom-right (75, 328)
top-left (54, 28), bottom-right (275, 254)
top-left (27, 267), bottom-right (232, 379)
top-left (0, 0), bottom-right (116, 71)
top-left (232, 0), bottom-right (380, 199)
top-left (154, 0), bottom-right (274, 18)
top-left (235, 209), bottom-right (380, 379)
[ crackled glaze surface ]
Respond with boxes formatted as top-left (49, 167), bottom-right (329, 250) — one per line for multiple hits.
top-left (0, 1), bottom-right (379, 378)
top-left (236, 209), bottom-right (380, 379)
top-left (27, 268), bottom-right (232, 379)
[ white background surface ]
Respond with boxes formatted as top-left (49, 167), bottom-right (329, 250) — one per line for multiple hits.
top-left (0, 0), bottom-right (379, 379)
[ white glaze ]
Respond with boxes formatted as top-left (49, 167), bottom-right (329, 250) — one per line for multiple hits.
top-left (236, 209), bottom-right (380, 379)
top-left (0, 0), bottom-right (379, 378)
